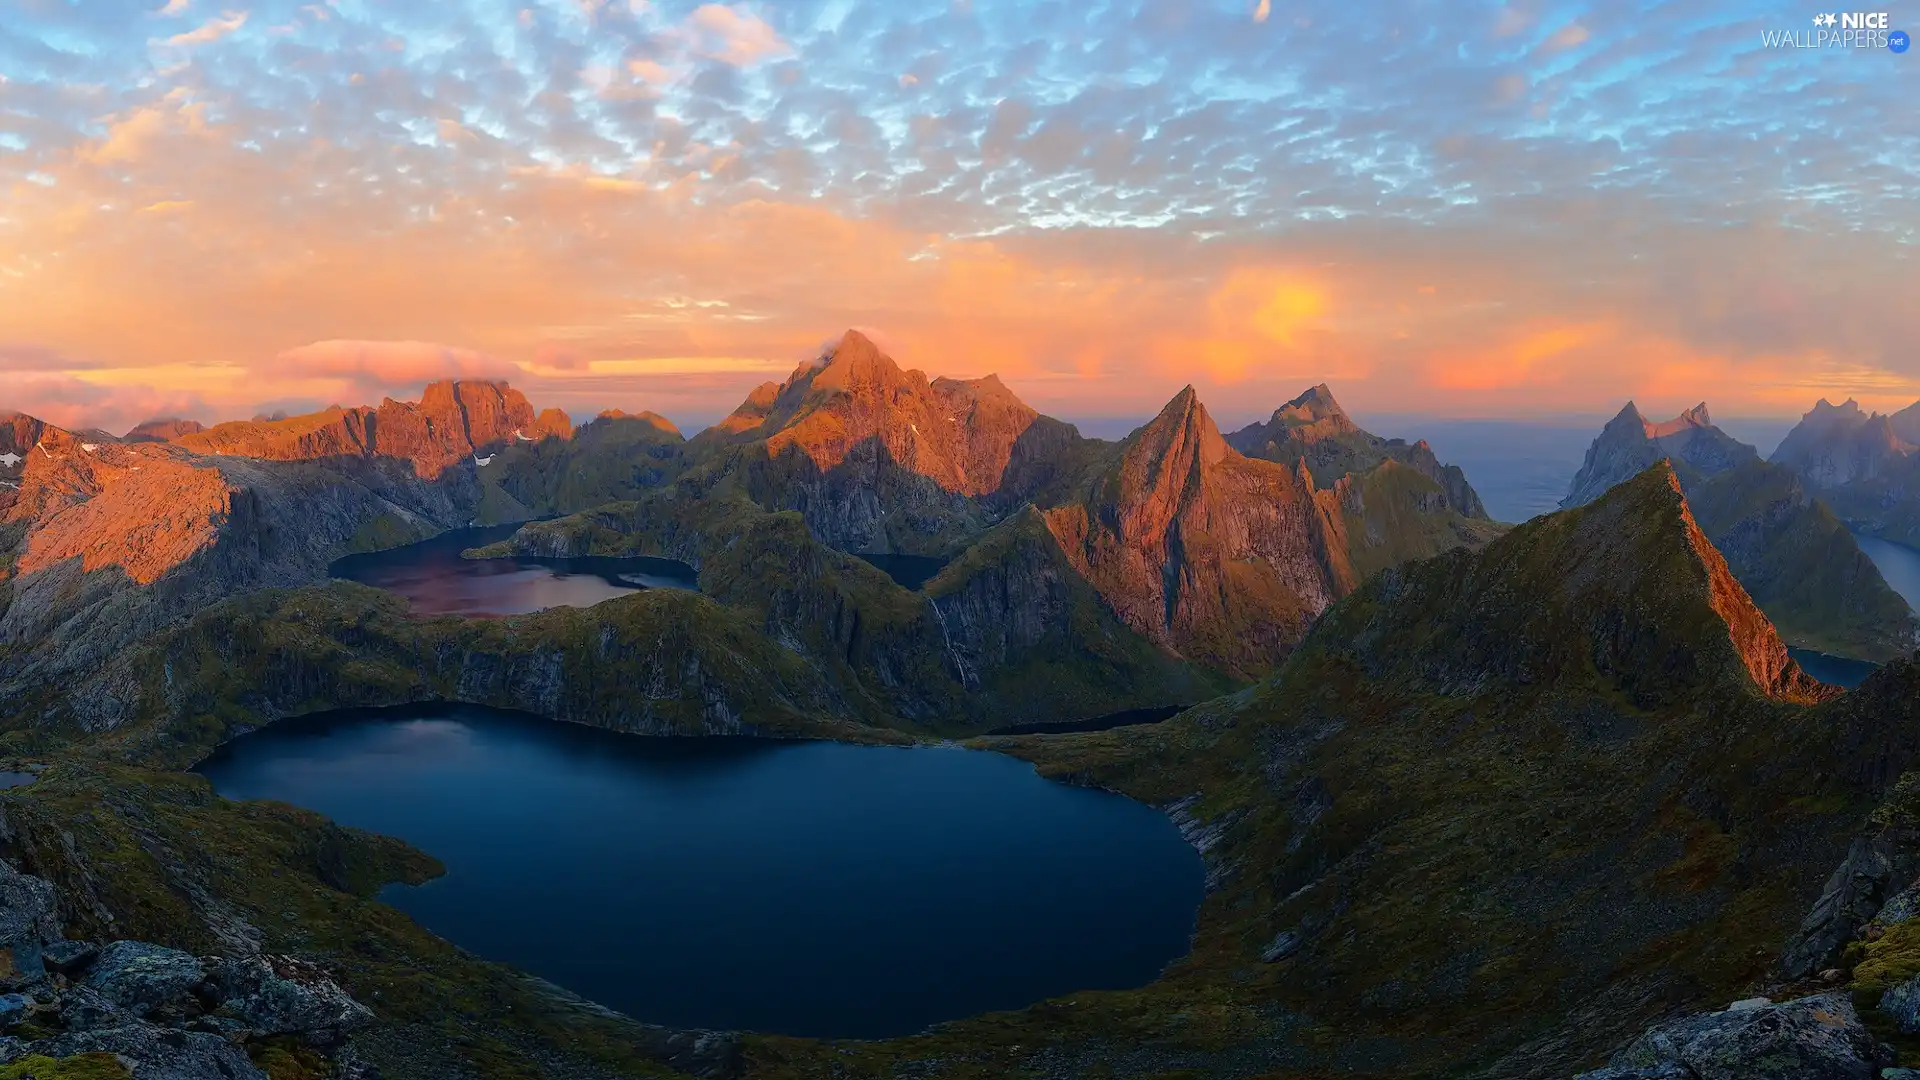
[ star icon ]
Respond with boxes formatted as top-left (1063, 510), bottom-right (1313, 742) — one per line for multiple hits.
top-left (1827, 13), bottom-right (1840, 26)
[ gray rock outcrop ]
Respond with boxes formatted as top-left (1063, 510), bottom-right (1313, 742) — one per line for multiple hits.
top-left (1572, 992), bottom-right (1886, 1080)
top-left (0, 857), bottom-right (376, 1079)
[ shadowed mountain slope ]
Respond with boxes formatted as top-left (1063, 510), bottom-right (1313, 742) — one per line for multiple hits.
top-left (471, 408), bottom-right (689, 522)
top-left (1564, 403), bottom-right (1918, 661)
top-left (1773, 397), bottom-right (1920, 550)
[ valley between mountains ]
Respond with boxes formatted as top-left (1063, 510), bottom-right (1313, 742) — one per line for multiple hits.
top-left (5, 330), bottom-right (1920, 1080)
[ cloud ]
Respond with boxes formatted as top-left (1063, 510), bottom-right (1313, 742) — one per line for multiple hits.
top-left (1492, 4), bottom-right (1535, 37)
top-left (273, 340), bottom-right (520, 385)
top-left (162, 10), bottom-right (248, 47)
top-left (1541, 23), bottom-right (1590, 52)
top-left (158, 0), bottom-right (191, 15)
top-left (683, 5), bottom-right (790, 65)
top-left (1253, 0), bottom-right (1270, 24)
top-left (0, 374), bottom-right (214, 435)
top-left (0, 0), bottom-right (1914, 433)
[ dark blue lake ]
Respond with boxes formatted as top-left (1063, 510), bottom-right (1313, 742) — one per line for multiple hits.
top-left (1788, 648), bottom-right (1876, 689)
top-left (855, 553), bottom-right (949, 591)
top-left (1855, 530), bottom-right (1920, 613)
top-left (196, 707), bottom-right (1204, 1038)
top-left (331, 524), bottom-right (698, 616)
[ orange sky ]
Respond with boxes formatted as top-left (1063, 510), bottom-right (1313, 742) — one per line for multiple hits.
top-left (3, 0), bottom-right (1916, 435)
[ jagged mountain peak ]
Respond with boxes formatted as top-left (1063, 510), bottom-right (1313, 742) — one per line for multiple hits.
top-left (1270, 382), bottom-right (1358, 433)
top-left (1046, 383), bottom-right (1353, 677)
top-left (1607, 400), bottom-right (1647, 425)
top-left (1564, 400), bottom-right (1755, 508)
top-left (1129, 385), bottom-right (1231, 473)
top-left (1641, 401), bottom-right (1714, 438)
top-left (810, 328), bottom-right (908, 395)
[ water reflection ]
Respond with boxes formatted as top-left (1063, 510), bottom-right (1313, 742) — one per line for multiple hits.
top-left (330, 525), bottom-right (698, 616)
top-left (197, 705), bottom-right (1204, 1038)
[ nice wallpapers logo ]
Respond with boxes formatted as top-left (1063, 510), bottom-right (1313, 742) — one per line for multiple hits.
top-left (1762, 11), bottom-right (1908, 50)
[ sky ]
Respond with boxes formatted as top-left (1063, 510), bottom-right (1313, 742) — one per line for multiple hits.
top-left (0, 0), bottom-right (1916, 436)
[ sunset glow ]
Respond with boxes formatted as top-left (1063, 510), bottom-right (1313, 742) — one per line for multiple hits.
top-left (2, 0), bottom-right (1915, 433)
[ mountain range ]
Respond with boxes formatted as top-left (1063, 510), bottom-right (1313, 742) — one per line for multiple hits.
top-left (1560, 400), bottom-right (1918, 661)
top-left (1771, 396), bottom-right (1920, 547)
top-left (0, 380), bottom-right (567, 726)
top-left (7, 334), bottom-right (1920, 1080)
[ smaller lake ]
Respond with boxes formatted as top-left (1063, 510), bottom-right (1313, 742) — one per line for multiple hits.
top-left (197, 707), bottom-right (1204, 1038)
top-left (1854, 531), bottom-right (1920, 614)
top-left (1789, 647), bottom-right (1877, 689)
top-left (855, 553), bottom-right (950, 591)
top-left (331, 524), bottom-right (698, 616)
top-left (987, 705), bottom-right (1188, 737)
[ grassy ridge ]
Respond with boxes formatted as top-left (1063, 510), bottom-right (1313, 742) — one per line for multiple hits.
top-left (1681, 458), bottom-right (1920, 661)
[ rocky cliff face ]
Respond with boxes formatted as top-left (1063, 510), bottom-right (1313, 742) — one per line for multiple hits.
top-left (1044, 387), bottom-right (1354, 678)
top-left (178, 380), bottom-right (564, 479)
top-left (689, 330), bottom-right (1097, 553)
top-left (0, 414), bottom-right (487, 730)
top-left (1227, 383), bottom-right (1490, 519)
top-left (1562, 401), bottom-right (1758, 508)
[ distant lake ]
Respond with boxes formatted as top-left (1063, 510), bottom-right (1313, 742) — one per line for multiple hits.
top-left (1789, 648), bottom-right (1877, 689)
top-left (196, 706), bottom-right (1204, 1038)
top-left (855, 552), bottom-right (949, 590)
top-left (1854, 531), bottom-right (1920, 614)
top-left (331, 524), bottom-right (698, 616)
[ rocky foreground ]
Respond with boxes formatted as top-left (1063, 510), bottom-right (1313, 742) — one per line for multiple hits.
top-left (0, 856), bottom-right (374, 1079)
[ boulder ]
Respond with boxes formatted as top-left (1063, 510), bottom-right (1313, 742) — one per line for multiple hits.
top-left (0, 859), bottom-right (60, 985)
top-left (1574, 1064), bottom-right (1695, 1080)
top-left (1260, 930), bottom-right (1301, 963)
top-left (56, 984), bottom-right (131, 1032)
top-left (81, 941), bottom-right (209, 1019)
top-left (40, 939), bottom-right (98, 977)
top-left (209, 954), bottom-right (373, 1037)
top-left (1574, 992), bottom-right (1887, 1080)
top-left (1881, 974), bottom-right (1920, 1035)
top-left (33, 1022), bottom-right (267, 1080)
top-left (0, 994), bottom-right (27, 1028)
top-left (1783, 836), bottom-right (1916, 979)
top-left (1879, 881), bottom-right (1920, 927)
